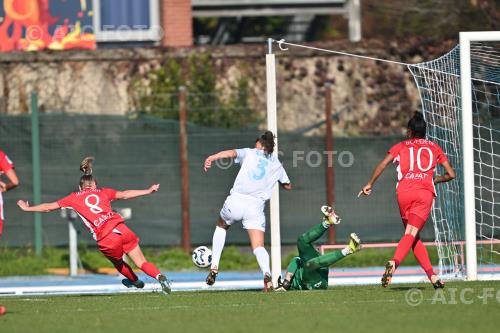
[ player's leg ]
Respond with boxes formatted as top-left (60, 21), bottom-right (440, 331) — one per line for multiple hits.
top-left (247, 228), bottom-right (273, 292)
top-left (127, 245), bottom-right (171, 294)
top-left (411, 236), bottom-right (443, 288)
top-left (278, 208), bottom-right (350, 291)
top-left (393, 214), bottom-right (426, 265)
top-left (384, 190), bottom-right (437, 287)
top-left (297, 206), bottom-right (340, 261)
top-left (412, 236), bottom-right (434, 279)
top-left (118, 224), bottom-right (171, 294)
top-left (98, 232), bottom-right (142, 287)
top-left (383, 191), bottom-right (424, 287)
top-left (206, 218), bottom-right (230, 285)
top-left (383, 218), bottom-right (430, 288)
top-left (305, 233), bottom-right (361, 270)
top-left (382, 221), bottom-right (420, 287)
top-left (207, 196), bottom-right (240, 285)
top-left (402, 216), bottom-right (435, 279)
top-left (109, 257), bottom-right (144, 289)
top-left (243, 198), bottom-right (273, 291)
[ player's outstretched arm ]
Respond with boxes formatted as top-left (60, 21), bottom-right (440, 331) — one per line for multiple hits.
top-left (115, 184), bottom-right (160, 200)
top-left (17, 200), bottom-right (60, 213)
top-left (203, 149), bottom-right (237, 172)
top-left (434, 161), bottom-right (456, 184)
top-left (0, 169), bottom-right (19, 192)
top-left (358, 153), bottom-right (394, 197)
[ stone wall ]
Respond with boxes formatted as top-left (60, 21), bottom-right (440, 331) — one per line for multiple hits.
top-left (0, 39), bottom-right (455, 135)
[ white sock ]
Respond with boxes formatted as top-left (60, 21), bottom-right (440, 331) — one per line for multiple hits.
top-left (210, 227), bottom-right (226, 270)
top-left (341, 247), bottom-right (351, 256)
top-left (253, 247), bottom-right (271, 276)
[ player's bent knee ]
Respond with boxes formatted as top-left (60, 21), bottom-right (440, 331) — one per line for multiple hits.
top-left (404, 224), bottom-right (420, 236)
top-left (297, 234), bottom-right (307, 245)
top-left (111, 259), bottom-right (124, 267)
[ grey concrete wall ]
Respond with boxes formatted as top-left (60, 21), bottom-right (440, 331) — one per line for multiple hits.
top-left (0, 40), bottom-right (455, 135)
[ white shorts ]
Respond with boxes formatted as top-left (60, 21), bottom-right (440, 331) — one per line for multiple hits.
top-left (219, 193), bottom-right (266, 232)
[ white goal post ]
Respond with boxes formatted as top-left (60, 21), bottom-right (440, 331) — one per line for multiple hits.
top-left (460, 31), bottom-right (500, 281)
top-left (266, 38), bottom-right (282, 285)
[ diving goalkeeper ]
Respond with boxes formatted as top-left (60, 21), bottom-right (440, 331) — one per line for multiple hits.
top-left (276, 206), bottom-right (361, 291)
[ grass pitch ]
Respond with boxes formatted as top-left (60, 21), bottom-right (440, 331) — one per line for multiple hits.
top-left (1, 281), bottom-right (499, 333)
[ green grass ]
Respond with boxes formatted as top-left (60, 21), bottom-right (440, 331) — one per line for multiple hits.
top-left (1, 281), bottom-right (499, 333)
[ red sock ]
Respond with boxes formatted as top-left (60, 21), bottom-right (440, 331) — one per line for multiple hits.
top-left (412, 237), bottom-right (435, 280)
top-left (393, 234), bottom-right (415, 267)
top-left (114, 261), bottom-right (138, 281)
top-left (141, 262), bottom-right (161, 280)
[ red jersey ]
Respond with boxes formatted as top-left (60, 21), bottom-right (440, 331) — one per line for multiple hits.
top-left (57, 188), bottom-right (124, 241)
top-left (0, 150), bottom-right (14, 174)
top-left (388, 139), bottom-right (448, 196)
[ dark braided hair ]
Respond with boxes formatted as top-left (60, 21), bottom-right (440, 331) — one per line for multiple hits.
top-left (256, 130), bottom-right (275, 156)
top-left (79, 156), bottom-right (96, 189)
top-left (407, 111), bottom-right (427, 139)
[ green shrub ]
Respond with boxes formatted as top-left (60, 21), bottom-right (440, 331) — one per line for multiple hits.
top-left (132, 53), bottom-right (260, 128)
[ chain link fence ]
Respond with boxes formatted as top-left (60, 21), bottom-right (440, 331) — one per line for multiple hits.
top-left (0, 92), bottom-right (431, 248)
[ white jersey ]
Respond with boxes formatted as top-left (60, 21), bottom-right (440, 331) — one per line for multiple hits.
top-left (230, 148), bottom-right (290, 201)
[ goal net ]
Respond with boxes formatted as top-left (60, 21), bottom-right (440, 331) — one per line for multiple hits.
top-left (408, 35), bottom-right (500, 278)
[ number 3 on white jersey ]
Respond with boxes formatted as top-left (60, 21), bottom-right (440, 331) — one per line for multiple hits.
top-left (85, 194), bottom-right (104, 214)
top-left (252, 158), bottom-right (268, 180)
top-left (408, 147), bottom-right (433, 172)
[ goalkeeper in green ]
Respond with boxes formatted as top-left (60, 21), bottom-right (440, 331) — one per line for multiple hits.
top-left (276, 206), bottom-right (361, 291)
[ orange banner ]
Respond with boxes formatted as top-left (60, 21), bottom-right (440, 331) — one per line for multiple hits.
top-left (0, 0), bottom-right (96, 51)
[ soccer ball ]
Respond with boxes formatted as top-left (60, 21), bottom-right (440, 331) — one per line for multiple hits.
top-left (192, 246), bottom-right (212, 268)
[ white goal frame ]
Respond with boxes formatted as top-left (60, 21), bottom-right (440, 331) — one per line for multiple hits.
top-left (460, 31), bottom-right (500, 281)
top-left (266, 32), bottom-right (500, 285)
top-left (266, 39), bottom-right (282, 285)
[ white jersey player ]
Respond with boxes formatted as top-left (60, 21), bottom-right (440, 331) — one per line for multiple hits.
top-left (203, 131), bottom-right (292, 291)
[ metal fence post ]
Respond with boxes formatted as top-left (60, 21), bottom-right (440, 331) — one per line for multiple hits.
top-left (324, 84), bottom-right (336, 244)
top-left (179, 86), bottom-right (191, 253)
top-left (31, 92), bottom-right (43, 256)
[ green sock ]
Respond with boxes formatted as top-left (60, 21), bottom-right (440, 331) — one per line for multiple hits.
top-left (305, 250), bottom-right (345, 270)
top-left (298, 223), bottom-right (327, 245)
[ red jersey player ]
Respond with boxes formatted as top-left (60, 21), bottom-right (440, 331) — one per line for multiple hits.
top-left (17, 157), bottom-right (171, 295)
top-left (0, 149), bottom-right (20, 237)
top-left (359, 112), bottom-right (456, 288)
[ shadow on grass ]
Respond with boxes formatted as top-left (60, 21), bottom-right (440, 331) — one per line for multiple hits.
top-left (388, 286), bottom-right (426, 291)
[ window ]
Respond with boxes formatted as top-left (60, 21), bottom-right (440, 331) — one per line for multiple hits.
top-left (92, 0), bottom-right (160, 42)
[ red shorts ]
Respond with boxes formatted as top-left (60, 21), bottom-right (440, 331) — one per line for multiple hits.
top-left (397, 189), bottom-right (434, 229)
top-left (97, 223), bottom-right (140, 262)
